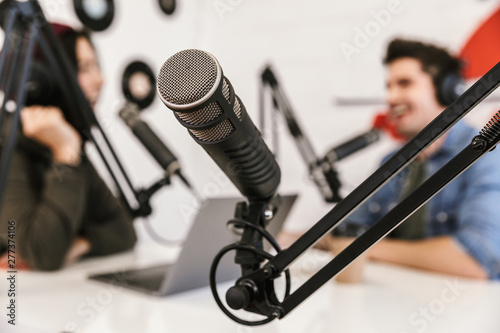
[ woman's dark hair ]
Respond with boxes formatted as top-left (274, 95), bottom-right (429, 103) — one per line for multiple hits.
top-left (32, 24), bottom-right (99, 135)
top-left (52, 25), bottom-right (96, 72)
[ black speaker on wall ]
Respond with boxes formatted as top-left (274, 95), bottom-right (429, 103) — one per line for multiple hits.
top-left (73, 0), bottom-right (115, 31)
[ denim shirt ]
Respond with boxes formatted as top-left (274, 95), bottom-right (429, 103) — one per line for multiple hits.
top-left (346, 120), bottom-right (500, 279)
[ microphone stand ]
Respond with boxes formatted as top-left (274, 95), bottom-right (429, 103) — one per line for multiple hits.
top-left (209, 195), bottom-right (291, 326)
top-left (117, 101), bottom-right (202, 217)
top-left (259, 66), bottom-right (342, 203)
top-left (0, 0), bottom-right (160, 218)
top-left (214, 62), bottom-right (500, 325)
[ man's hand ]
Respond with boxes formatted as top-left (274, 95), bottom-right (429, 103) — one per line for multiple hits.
top-left (369, 237), bottom-right (489, 279)
top-left (21, 106), bottom-right (82, 165)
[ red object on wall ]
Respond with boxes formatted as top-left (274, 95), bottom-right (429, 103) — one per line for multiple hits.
top-left (460, 6), bottom-right (500, 79)
top-left (372, 112), bottom-right (405, 141)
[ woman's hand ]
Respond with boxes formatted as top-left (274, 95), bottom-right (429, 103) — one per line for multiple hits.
top-left (64, 237), bottom-right (91, 265)
top-left (21, 106), bottom-right (82, 165)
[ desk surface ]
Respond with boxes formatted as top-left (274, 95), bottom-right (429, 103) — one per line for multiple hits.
top-left (1, 243), bottom-right (500, 333)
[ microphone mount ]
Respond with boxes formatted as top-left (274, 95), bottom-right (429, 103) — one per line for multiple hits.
top-left (133, 174), bottom-right (171, 217)
top-left (209, 195), bottom-right (291, 326)
top-left (118, 101), bottom-right (201, 217)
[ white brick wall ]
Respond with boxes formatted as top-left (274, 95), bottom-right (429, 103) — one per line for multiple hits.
top-left (2, 0), bottom-right (499, 239)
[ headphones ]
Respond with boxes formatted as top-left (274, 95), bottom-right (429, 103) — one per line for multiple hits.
top-left (435, 70), bottom-right (464, 106)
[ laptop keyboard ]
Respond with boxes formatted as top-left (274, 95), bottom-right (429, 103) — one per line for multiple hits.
top-left (89, 264), bottom-right (170, 293)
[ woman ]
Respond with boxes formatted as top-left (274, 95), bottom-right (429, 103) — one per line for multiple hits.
top-left (0, 23), bottom-right (137, 271)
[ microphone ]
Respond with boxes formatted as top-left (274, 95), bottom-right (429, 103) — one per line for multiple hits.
top-left (118, 102), bottom-right (193, 189)
top-left (322, 112), bottom-right (401, 164)
top-left (157, 49), bottom-right (280, 201)
top-left (324, 129), bottom-right (381, 164)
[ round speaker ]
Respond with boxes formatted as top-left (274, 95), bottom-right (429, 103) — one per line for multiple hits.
top-left (73, 0), bottom-right (115, 32)
top-left (121, 61), bottom-right (156, 110)
top-left (158, 0), bottom-right (176, 15)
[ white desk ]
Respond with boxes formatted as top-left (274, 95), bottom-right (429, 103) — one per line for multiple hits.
top-left (1, 243), bottom-right (500, 333)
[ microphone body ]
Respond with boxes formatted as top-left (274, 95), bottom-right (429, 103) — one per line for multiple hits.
top-left (324, 129), bottom-right (381, 164)
top-left (157, 49), bottom-right (280, 201)
top-left (119, 102), bottom-right (180, 177)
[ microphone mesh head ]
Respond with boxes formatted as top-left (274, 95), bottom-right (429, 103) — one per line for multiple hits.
top-left (190, 119), bottom-right (235, 142)
top-left (176, 102), bottom-right (223, 126)
top-left (157, 49), bottom-right (218, 106)
top-left (174, 79), bottom-right (233, 126)
top-left (233, 96), bottom-right (242, 119)
top-left (158, 49), bottom-right (243, 142)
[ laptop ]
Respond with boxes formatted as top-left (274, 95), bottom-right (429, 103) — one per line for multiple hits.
top-left (88, 194), bottom-right (297, 296)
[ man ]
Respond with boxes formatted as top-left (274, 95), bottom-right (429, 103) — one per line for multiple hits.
top-left (346, 38), bottom-right (500, 279)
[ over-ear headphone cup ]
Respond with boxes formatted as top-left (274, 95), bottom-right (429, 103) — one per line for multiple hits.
top-left (438, 73), bottom-right (464, 106)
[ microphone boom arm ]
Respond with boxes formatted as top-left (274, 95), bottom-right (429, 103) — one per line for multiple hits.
top-left (229, 61), bottom-right (500, 322)
top-left (0, 0), bottom-right (152, 217)
top-left (261, 66), bottom-right (342, 202)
